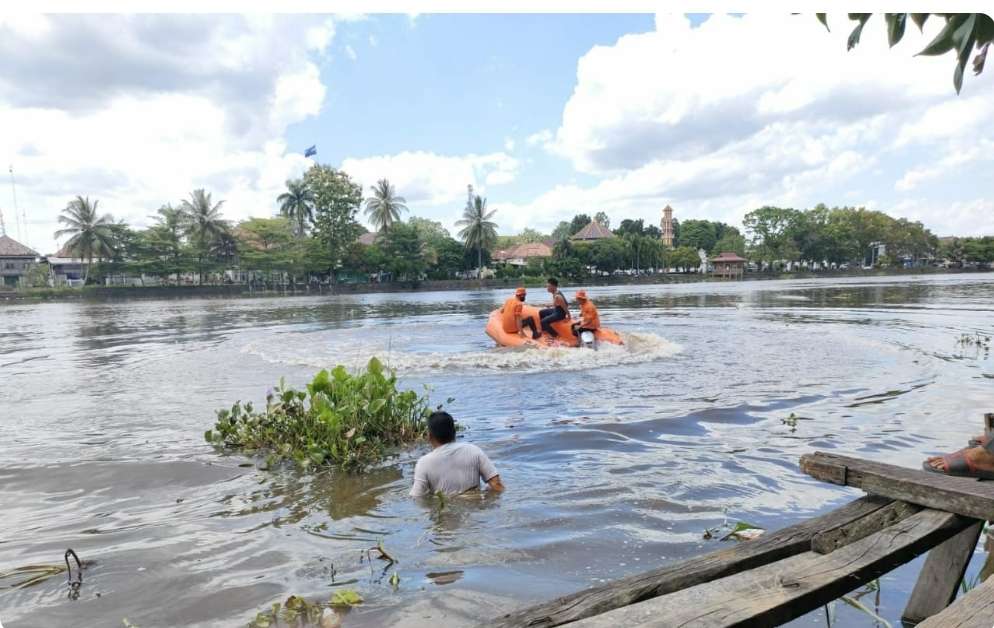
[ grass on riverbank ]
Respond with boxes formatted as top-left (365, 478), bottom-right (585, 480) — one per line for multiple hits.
top-left (205, 357), bottom-right (434, 470)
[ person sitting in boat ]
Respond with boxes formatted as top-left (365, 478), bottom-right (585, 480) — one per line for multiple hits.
top-left (539, 277), bottom-right (571, 338)
top-left (501, 287), bottom-right (539, 340)
top-left (571, 290), bottom-right (600, 337)
top-left (410, 411), bottom-right (505, 497)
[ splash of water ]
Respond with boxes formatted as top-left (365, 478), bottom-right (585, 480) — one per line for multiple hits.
top-left (242, 332), bottom-right (681, 375)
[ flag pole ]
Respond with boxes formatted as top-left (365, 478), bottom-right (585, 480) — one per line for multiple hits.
top-left (9, 165), bottom-right (24, 246)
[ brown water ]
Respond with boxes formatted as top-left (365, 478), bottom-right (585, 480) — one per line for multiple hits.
top-left (2, 274), bottom-right (993, 627)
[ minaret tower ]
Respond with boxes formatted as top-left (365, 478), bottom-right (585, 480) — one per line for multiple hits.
top-left (661, 205), bottom-right (674, 248)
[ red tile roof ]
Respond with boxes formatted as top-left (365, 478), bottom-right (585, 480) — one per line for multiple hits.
top-left (711, 251), bottom-right (747, 262)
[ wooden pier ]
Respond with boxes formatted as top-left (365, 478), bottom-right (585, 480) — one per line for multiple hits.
top-left (491, 449), bottom-right (994, 628)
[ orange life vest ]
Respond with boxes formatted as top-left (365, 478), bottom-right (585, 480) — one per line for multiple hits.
top-left (579, 300), bottom-right (600, 330)
top-left (501, 296), bottom-right (524, 333)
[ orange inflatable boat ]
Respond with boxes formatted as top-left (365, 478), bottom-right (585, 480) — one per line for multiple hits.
top-left (485, 304), bottom-right (623, 348)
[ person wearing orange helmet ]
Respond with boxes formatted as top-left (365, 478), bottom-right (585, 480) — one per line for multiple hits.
top-left (501, 287), bottom-right (539, 339)
top-left (571, 290), bottom-right (601, 338)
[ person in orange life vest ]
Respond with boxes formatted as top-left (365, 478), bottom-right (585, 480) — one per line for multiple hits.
top-left (501, 287), bottom-right (540, 339)
top-left (571, 290), bottom-right (601, 337)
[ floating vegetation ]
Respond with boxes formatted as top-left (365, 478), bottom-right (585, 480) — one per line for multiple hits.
top-left (958, 332), bottom-right (991, 349)
top-left (780, 412), bottom-right (815, 433)
top-left (206, 358), bottom-right (436, 470)
top-left (703, 520), bottom-right (765, 542)
top-left (248, 593), bottom-right (353, 628)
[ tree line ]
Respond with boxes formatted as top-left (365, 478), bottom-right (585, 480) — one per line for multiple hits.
top-left (47, 165), bottom-right (986, 288)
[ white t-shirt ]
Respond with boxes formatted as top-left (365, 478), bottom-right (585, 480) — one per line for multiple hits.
top-left (409, 442), bottom-right (499, 497)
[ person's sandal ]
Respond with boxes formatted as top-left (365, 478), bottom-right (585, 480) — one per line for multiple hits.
top-left (922, 448), bottom-right (994, 480)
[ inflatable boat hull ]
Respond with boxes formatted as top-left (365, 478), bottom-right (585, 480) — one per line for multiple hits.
top-left (485, 305), bottom-right (623, 348)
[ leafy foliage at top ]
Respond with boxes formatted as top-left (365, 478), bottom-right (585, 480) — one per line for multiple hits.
top-left (817, 13), bottom-right (993, 93)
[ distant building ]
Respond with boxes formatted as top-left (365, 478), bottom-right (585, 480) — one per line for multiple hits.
top-left (571, 221), bottom-right (615, 242)
top-left (356, 231), bottom-right (380, 246)
top-left (661, 205), bottom-right (675, 248)
top-left (493, 241), bottom-right (554, 267)
top-left (0, 235), bottom-right (39, 288)
top-left (710, 251), bottom-right (747, 279)
top-left (45, 243), bottom-right (106, 287)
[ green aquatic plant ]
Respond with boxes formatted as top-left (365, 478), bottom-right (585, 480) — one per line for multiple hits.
top-left (205, 357), bottom-right (434, 471)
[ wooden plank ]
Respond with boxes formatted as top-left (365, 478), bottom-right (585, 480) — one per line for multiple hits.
top-left (800, 451), bottom-right (994, 521)
top-left (918, 575), bottom-right (994, 628)
top-left (489, 497), bottom-right (891, 628)
top-left (568, 508), bottom-right (971, 628)
top-left (903, 520), bottom-right (984, 625)
top-left (811, 500), bottom-right (920, 554)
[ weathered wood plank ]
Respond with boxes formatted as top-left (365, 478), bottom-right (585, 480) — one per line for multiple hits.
top-left (811, 500), bottom-right (920, 554)
top-left (489, 497), bottom-right (891, 628)
top-left (800, 451), bottom-right (994, 521)
top-left (568, 508), bottom-right (971, 628)
top-left (902, 520), bottom-right (984, 625)
top-left (917, 574), bottom-right (994, 628)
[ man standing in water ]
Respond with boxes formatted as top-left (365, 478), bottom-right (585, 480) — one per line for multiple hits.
top-left (501, 287), bottom-right (539, 339)
top-left (539, 277), bottom-right (571, 338)
top-left (410, 411), bottom-right (505, 497)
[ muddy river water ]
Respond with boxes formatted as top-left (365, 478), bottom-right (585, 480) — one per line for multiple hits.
top-left (2, 274), bottom-right (993, 627)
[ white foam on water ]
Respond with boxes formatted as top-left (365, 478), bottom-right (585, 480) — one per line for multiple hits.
top-left (242, 331), bottom-right (681, 375)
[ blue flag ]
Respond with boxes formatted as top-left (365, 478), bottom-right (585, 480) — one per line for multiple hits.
top-left (304, 145), bottom-right (317, 158)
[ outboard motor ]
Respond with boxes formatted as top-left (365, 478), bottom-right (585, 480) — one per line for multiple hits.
top-left (579, 330), bottom-right (597, 350)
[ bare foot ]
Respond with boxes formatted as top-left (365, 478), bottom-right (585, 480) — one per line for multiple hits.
top-left (926, 446), bottom-right (994, 473)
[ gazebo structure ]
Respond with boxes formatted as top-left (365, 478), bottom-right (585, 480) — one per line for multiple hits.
top-left (710, 251), bottom-right (746, 279)
top-left (571, 221), bottom-right (615, 242)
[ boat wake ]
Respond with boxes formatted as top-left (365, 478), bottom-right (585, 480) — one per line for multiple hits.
top-left (242, 331), bottom-right (681, 375)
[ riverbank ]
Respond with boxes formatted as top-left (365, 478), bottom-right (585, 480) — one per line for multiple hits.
top-left (1, 266), bottom-right (989, 303)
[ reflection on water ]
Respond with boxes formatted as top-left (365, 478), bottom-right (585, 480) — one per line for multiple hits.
top-left (1, 274), bottom-right (993, 627)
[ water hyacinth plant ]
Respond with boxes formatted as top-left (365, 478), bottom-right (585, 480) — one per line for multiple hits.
top-left (205, 357), bottom-right (433, 470)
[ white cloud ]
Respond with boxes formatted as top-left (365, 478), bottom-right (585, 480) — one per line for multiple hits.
top-left (551, 14), bottom-right (963, 175)
top-left (504, 137), bottom-right (515, 152)
top-left (0, 15), bottom-right (337, 253)
top-left (341, 151), bottom-right (519, 212)
top-left (490, 12), bottom-right (994, 237)
top-left (344, 44), bottom-right (357, 61)
top-left (369, 34), bottom-right (378, 47)
top-left (526, 129), bottom-right (553, 147)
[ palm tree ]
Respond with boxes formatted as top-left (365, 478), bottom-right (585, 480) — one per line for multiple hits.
top-left (149, 204), bottom-right (185, 283)
top-left (277, 179), bottom-right (315, 238)
top-left (456, 191), bottom-right (498, 276)
top-left (53, 196), bottom-right (117, 283)
top-left (180, 189), bottom-right (229, 285)
top-left (364, 179), bottom-right (408, 232)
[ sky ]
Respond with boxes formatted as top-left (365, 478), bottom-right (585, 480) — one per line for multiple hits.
top-left (0, 13), bottom-right (992, 255)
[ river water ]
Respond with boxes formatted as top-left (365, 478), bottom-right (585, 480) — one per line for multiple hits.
top-left (2, 274), bottom-right (993, 627)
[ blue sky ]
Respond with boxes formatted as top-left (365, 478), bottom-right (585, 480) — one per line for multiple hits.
top-left (0, 13), bottom-right (991, 254)
top-left (289, 14), bottom-right (657, 201)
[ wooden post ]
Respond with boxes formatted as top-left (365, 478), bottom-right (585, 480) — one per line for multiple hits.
top-left (902, 520), bottom-right (984, 625)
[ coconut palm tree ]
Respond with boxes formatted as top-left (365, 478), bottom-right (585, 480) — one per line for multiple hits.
top-left (456, 192), bottom-right (498, 276)
top-left (277, 179), bottom-right (315, 238)
top-left (364, 179), bottom-right (408, 232)
top-left (180, 189), bottom-right (229, 285)
top-left (149, 204), bottom-right (185, 283)
top-left (53, 196), bottom-right (117, 283)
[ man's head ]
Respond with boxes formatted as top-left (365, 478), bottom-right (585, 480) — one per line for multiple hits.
top-left (546, 277), bottom-right (559, 294)
top-left (575, 290), bottom-right (588, 302)
top-left (515, 287), bottom-right (526, 301)
top-left (427, 411), bottom-right (456, 447)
